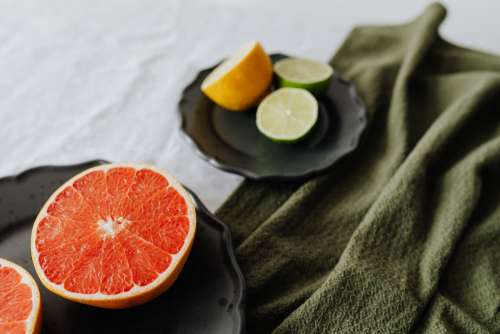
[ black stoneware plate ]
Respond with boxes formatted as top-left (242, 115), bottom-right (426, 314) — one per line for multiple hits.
top-left (179, 53), bottom-right (367, 180)
top-left (0, 160), bottom-right (245, 334)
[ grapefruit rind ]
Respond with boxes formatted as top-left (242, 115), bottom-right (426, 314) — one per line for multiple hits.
top-left (0, 258), bottom-right (42, 334)
top-left (30, 164), bottom-right (197, 309)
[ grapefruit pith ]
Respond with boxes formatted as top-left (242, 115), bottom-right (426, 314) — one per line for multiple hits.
top-left (0, 258), bottom-right (42, 334)
top-left (31, 164), bottom-right (196, 309)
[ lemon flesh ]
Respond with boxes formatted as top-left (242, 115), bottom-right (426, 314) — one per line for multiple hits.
top-left (201, 41), bottom-right (273, 111)
top-left (274, 57), bottom-right (333, 93)
top-left (256, 88), bottom-right (318, 142)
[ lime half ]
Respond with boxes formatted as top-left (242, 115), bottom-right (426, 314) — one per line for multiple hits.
top-left (256, 88), bottom-right (318, 142)
top-left (274, 57), bottom-right (333, 92)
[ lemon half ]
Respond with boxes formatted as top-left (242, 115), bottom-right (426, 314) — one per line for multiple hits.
top-left (201, 41), bottom-right (273, 111)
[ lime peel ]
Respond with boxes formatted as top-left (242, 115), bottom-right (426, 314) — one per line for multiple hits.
top-left (274, 57), bottom-right (333, 92)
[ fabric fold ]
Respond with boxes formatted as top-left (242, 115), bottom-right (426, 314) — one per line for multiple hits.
top-left (217, 3), bottom-right (500, 333)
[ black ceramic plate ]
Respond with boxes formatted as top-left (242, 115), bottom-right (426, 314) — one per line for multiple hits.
top-left (0, 161), bottom-right (245, 334)
top-left (179, 54), bottom-right (367, 180)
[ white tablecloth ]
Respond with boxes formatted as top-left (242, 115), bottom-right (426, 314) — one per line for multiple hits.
top-left (1, 0), bottom-right (498, 210)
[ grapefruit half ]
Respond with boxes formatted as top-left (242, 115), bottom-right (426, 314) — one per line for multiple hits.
top-left (0, 258), bottom-right (42, 334)
top-left (31, 164), bottom-right (196, 309)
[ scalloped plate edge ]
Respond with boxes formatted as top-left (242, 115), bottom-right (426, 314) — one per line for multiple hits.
top-left (0, 160), bottom-right (246, 334)
top-left (178, 54), bottom-right (368, 180)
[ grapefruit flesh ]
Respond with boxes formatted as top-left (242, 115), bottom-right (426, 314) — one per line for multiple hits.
top-left (31, 164), bottom-right (196, 308)
top-left (0, 258), bottom-right (41, 334)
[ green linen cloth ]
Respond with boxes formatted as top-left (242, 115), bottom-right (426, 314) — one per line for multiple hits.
top-left (216, 3), bottom-right (500, 333)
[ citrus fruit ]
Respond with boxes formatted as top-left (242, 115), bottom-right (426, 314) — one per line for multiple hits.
top-left (31, 164), bottom-right (196, 309)
top-left (274, 57), bottom-right (333, 92)
top-left (256, 87), bottom-right (319, 142)
top-left (0, 258), bottom-right (42, 334)
top-left (201, 41), bottom-right (273, 111)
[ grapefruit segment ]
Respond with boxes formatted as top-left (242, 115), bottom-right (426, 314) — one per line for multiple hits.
top-left (106, 167), bottom-right (135, 219)
top-left (38, 233), bottom-right (102, 285)
top-left (0, 258), bottom-right (42, 334)
top-left (128, 216), bottom-right (189, 254)
top-left (0, 322), bottom-right (26, 334)
top-left (118, 230), bottom-right (172, 286)
top-left (72, 170), bottom-right (109, 219)
top-left (62, 240), bottom-right (103, 294)
top-left (46, 186), bottom-right (99, 223)
top-left (98, 239), bottom-right (133, 295)
top-left (35, 215), bottom-right (95, 254)
top-left (31, 164), bottom-right (196, 309)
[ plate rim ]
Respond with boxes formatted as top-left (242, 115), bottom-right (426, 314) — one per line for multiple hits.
top-left (185, 188), bottom-right (247, 334)
top-left (178, 53), bottom-right (368, 180)
top-left (0, 160), bottom-right (246, 334)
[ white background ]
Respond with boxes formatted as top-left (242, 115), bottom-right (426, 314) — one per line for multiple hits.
top-left (1, 0), bottom-right (499, 210)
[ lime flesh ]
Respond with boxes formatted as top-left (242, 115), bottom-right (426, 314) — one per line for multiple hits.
top-left (274, 58), bottom-right (333, 92)
top-left (256, 88), bottom-right (318, 142)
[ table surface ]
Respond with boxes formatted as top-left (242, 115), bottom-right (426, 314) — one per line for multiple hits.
top-left (1, 0), bottom-right (499, 211)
